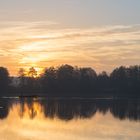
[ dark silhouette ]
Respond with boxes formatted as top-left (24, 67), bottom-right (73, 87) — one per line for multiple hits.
top-left (0, 64), bottom-right (140, 97)
top-left (40, 65), bottom-right (140, 97)
top-left (0, 67), bottom-right (9, 95)
top-left (0, 65), bottom-right (139, 122)
top-left (28, 67), bottom-right (37, 78)
top-left (110, 65), bottom-right (140, 97)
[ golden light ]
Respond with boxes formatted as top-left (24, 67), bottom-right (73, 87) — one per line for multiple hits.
top-left (18, 66), bottom-right (44, 78)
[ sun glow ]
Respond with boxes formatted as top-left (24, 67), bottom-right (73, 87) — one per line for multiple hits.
top-left (18, 66), bottom-right (44, 78)
top-left (0, 21), bottom-right (140, 76)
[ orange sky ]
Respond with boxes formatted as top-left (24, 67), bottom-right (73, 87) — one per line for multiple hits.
top-left (0, 21), bottom-right (140, 76)
top-left (0, 0), bottom-right (140, 76)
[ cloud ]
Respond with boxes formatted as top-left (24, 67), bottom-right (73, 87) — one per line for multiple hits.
top-left (0, 21), bottom-right (140, 75)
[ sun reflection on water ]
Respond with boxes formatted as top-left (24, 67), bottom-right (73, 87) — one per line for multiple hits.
top-left (0, 100), bottom-right (140, 140)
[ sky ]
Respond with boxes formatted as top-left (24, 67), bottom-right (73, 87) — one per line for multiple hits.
top-left (0, 0), bottom-right (140, 75)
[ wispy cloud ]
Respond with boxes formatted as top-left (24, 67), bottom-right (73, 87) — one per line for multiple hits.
top-left (0, 21), bottom-right (140, 75)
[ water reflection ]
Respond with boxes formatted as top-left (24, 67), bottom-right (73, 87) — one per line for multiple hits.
top-left (0, 97), bottom-right (140, 121)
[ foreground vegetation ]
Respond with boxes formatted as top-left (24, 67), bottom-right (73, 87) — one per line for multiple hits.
top-left (0, 64), bottom-right (140, 97)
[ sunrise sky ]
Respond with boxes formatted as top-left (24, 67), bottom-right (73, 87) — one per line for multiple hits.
top-left (0, 0), bottom-right (140, 75)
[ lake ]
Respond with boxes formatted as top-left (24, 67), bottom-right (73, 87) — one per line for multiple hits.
top-left (0, 97), bottom-right (140, 140)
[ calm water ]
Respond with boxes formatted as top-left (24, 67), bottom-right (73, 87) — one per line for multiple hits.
top-left (0, 97), bottom-right (140, 140)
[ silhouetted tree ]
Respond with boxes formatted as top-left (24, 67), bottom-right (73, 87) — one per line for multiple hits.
top-left (0, 64), bottom-right (139, 97)
top-left (18, 68), bottom-right (26, 96)
top-left (18, 67), bottom-right (40, 96)
top-left (110, 66), bottom-right (128, 94)
top-left (28, 67), bottom-right (37, 78)
top-left (110, 65), bottom-right (140, 96)
top-left (97, 71), bottom-right (110, 93)
top-left (57, 65), bottom-right (78, 93)
top-left (79, 67), bottom-right (97, 94)
top-left (0, 67), bottom-right (9, 95)
top-left (127, 66), bottom-right (140, 93)
top-left (18, 68), bottom-right (26, 77)
top-left (40, 67), bottom-right (57, 94)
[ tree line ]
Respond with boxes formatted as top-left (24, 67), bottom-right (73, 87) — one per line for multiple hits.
top-left (0, 64), bottom-right (140, 97)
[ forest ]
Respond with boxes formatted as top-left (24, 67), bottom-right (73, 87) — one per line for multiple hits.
top-left (0, 64), bottom-right (140, 97)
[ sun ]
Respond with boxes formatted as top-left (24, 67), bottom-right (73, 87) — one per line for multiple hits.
top-left (34, 67), bottom-right (44, 77)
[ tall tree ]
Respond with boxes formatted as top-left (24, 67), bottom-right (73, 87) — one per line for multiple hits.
top-left (0, 67), bottom-right (9, 94)
top-left (28, 67), bottom-right (37, 78)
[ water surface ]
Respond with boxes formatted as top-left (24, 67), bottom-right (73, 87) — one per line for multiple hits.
top-left (0, 97), bottom-right (140, 140)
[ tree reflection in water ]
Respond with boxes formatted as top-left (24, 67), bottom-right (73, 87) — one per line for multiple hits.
top-left (0, 98), bottom-right (140, 121)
